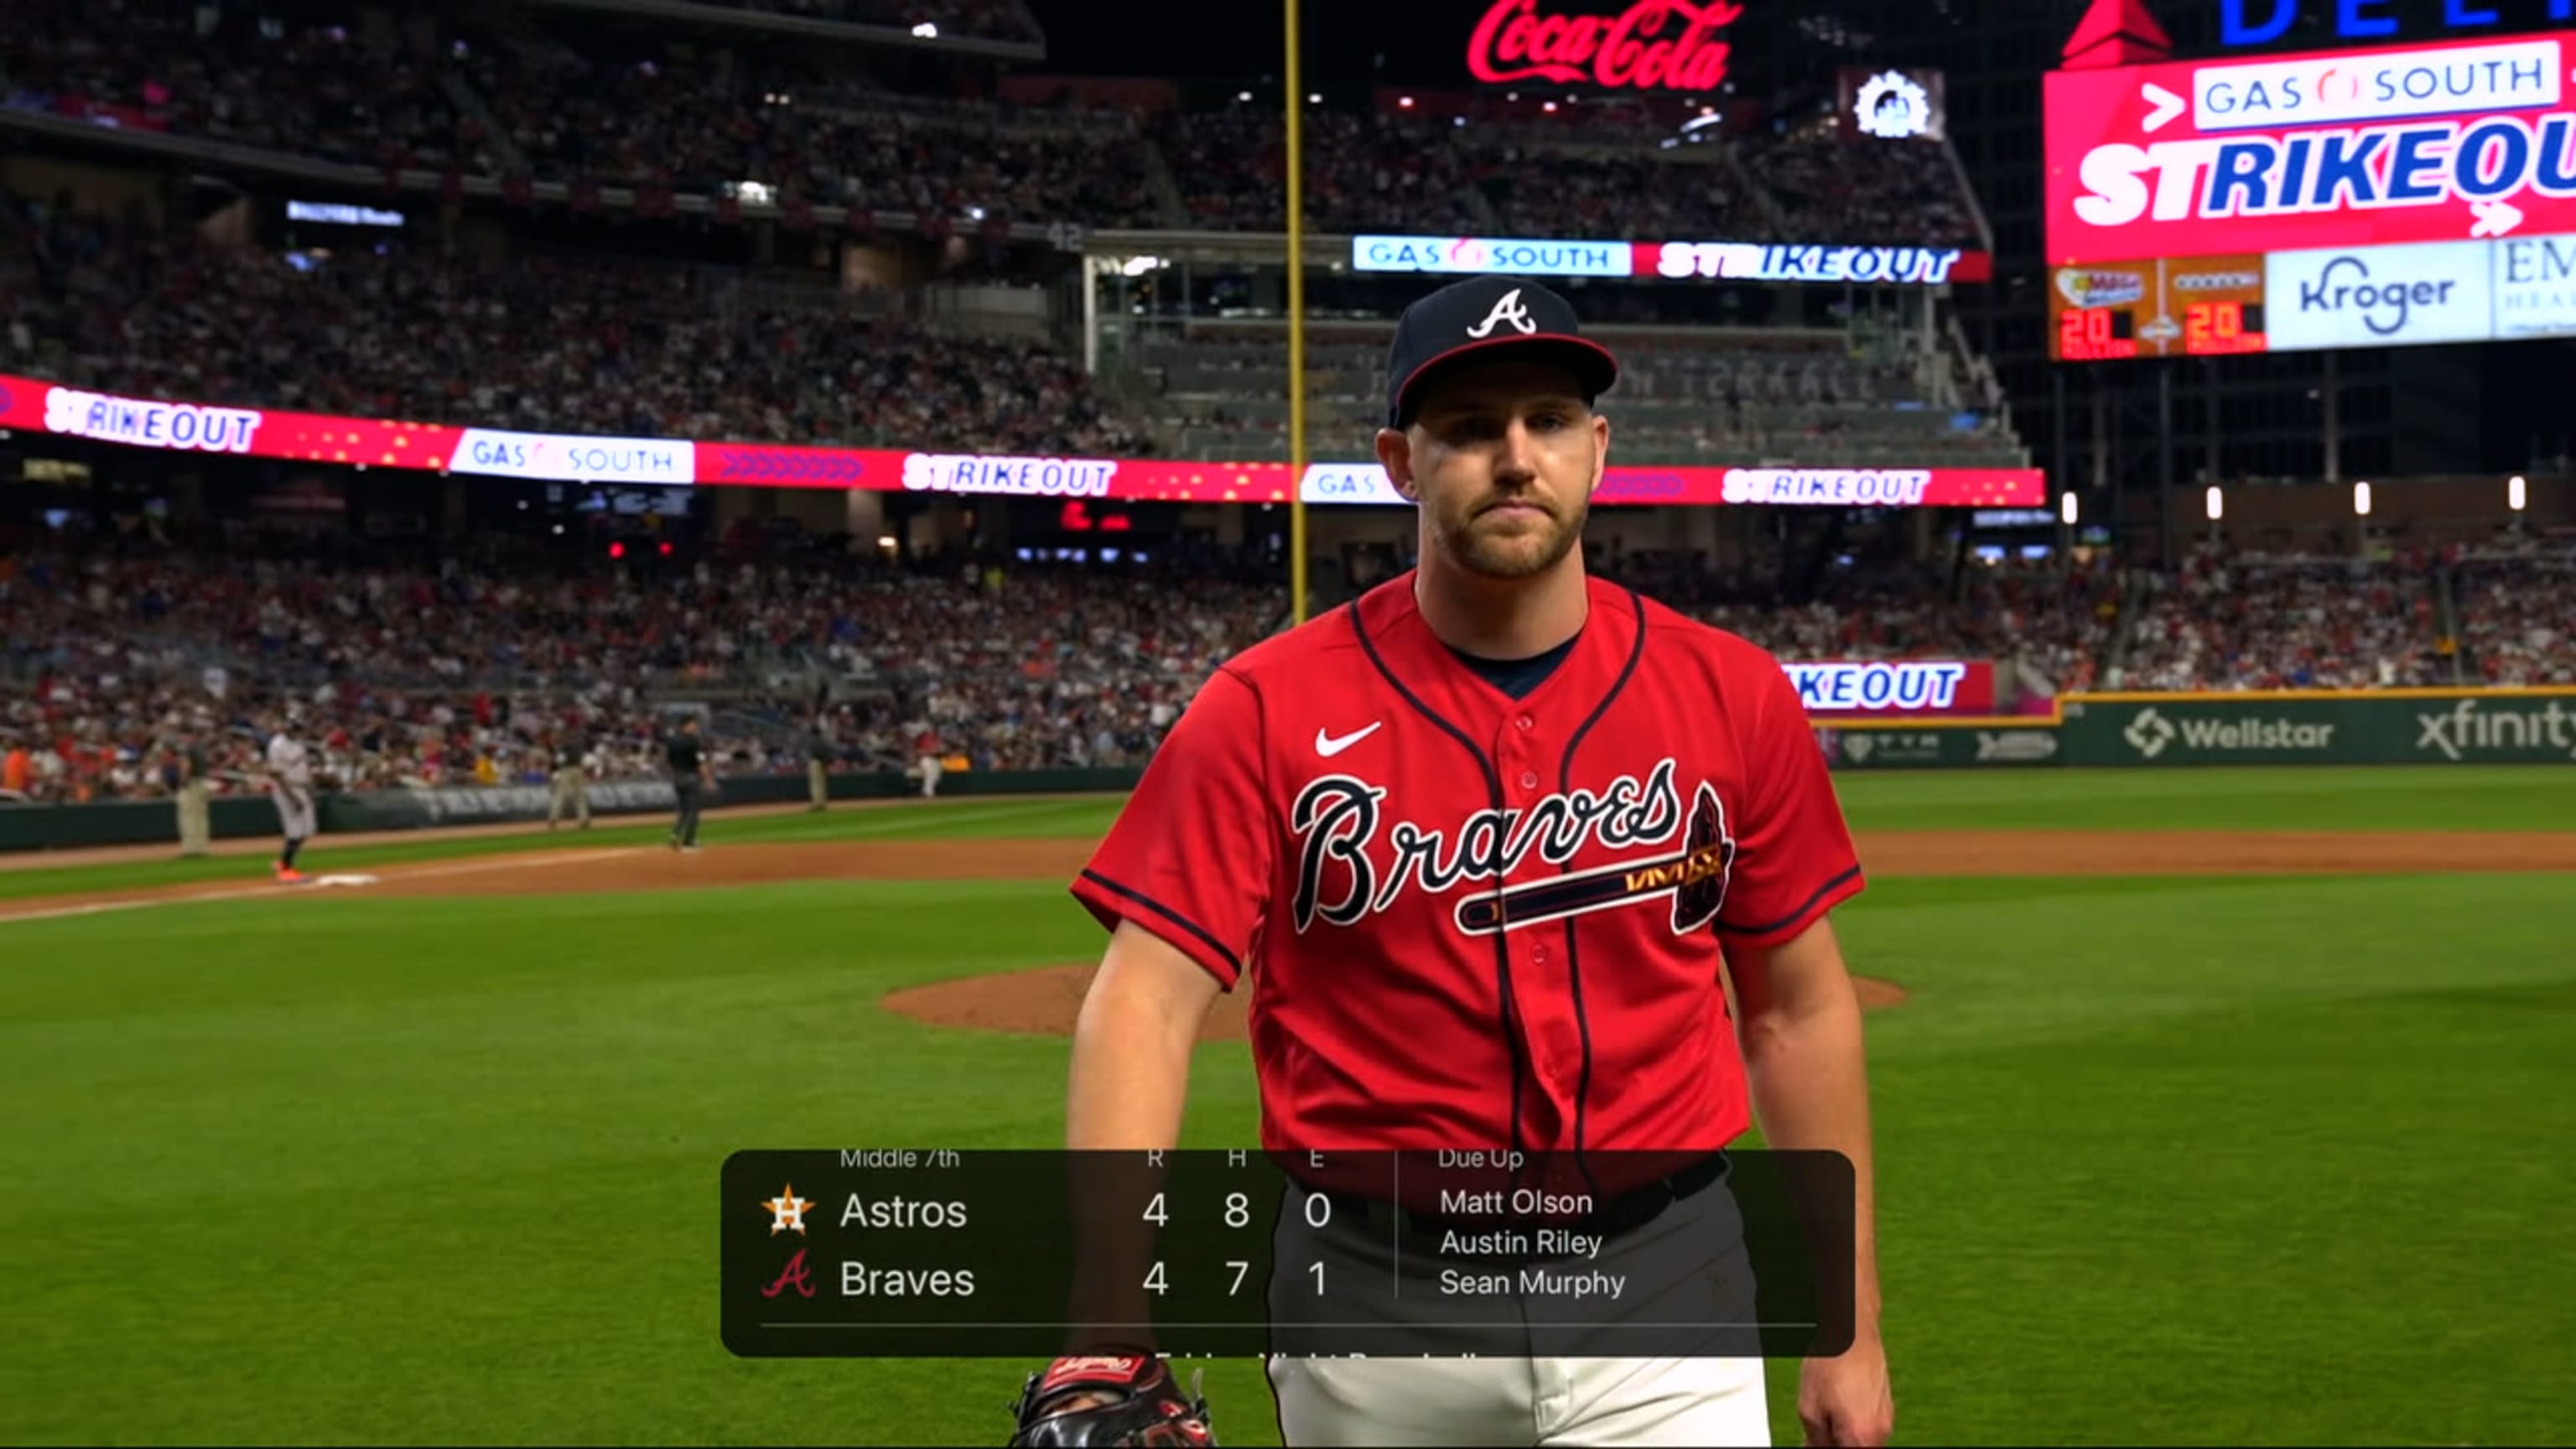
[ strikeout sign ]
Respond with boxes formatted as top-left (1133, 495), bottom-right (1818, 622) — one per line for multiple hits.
top-left (1464, 0), bottom-right (1742, 92)
top-left (2044, 29), bottom-right (2576, 265)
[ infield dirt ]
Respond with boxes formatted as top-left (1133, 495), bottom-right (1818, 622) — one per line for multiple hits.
top-left (8, 827), bottom-right (2570, 1036)
top-left (8, 828), bottom-right (2573, 925)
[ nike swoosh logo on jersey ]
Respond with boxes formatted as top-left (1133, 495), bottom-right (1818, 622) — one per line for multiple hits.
top-left (1315, 722), bottom-right (1383, 757)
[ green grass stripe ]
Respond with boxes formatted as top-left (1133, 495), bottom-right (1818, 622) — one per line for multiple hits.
top-left (3, 870), bottom-right (2571, 1443)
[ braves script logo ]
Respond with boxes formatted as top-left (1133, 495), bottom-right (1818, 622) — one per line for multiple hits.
top-left (1466, 0), bottom-right (1741, 92)
top-left (1290, 757), bottom-right (1736, 937)
top-left (1466, 288), bottom-right (1538, 338)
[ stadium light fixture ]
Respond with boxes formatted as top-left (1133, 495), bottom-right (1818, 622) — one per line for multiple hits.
top-left (1543, 101), bottom-right (1559, 112)
top-left (2354, 481), bottom-right (2372, 517)
top-left (1399, 96), bottom-right (1414, 107)
top-left (2510, 475), bottom-right (2527, 512)
top-left (2059, 491), bottom-right (2078, 527)
top-left (1307, 92), bottom-right (1322, 103)
top-left (1237, 91), bottom-right (1252, 102)
top-left (911, 21), bottom-right (937, 37)
top-left (2205, 486), bottom-right (2224, 522)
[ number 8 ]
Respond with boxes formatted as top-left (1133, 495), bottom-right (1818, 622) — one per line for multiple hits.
top-left (1225, 1192), bottom-right (1249, 1228)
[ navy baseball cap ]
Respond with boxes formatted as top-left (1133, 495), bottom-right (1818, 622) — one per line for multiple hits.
top-left (1384, 275), bottom-right (1620, 429)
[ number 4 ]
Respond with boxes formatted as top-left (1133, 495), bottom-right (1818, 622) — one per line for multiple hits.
top-left (1145, 1262), bottom-right (1167, 1296)
top-left (1144, 1192), bottom-right (1166, 1225)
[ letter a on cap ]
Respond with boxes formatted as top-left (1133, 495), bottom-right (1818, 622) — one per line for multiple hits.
top-left (1467, 288), bottom-right (1539, 338)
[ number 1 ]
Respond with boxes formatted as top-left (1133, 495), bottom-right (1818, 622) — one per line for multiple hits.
top-left (1309, 1261), bottom-right (1325, 1296)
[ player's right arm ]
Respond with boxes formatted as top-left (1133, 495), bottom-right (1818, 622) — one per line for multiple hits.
top-left (1064, 663), bottom-right (1273, 1150)
top-left (1067, 920), bottom-right (1222, 1151)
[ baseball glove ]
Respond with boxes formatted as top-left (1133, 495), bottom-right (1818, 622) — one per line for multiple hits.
top-left (1006, 1353), bottom-right (1215, 1447)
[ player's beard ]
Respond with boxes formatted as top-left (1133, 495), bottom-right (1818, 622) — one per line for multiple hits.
top-left (1436, 489), bottom-right (1589, 580)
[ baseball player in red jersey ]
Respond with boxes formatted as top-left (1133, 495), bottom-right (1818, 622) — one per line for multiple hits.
top-left (1038, 276), bottom-right (1891, 1447)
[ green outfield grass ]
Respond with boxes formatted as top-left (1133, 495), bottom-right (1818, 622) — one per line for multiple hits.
top-left (2, 769), bottom-right (2573, 1445)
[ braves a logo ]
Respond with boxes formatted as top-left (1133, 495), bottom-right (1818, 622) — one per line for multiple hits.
top-left (1290, 757), bottom-right (1735, 937)
top-left (1465, 288), bottom-right (1539, 338)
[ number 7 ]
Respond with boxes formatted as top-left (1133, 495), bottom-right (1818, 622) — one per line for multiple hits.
top-left (1227, 1259), bottom-right (1249, 1296)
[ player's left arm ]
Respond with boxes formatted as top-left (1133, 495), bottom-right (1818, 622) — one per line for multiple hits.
top-left (1728, 918), bottom-right (1889, 1447)
top-left (1711, 648), bottom-right (1888, 1447)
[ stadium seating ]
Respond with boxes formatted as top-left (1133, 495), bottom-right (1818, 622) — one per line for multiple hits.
top-left (1119, 329), bottom-right (2028, 469)
top-left (2116, 546), bottom-right (2454, 691)
top-left (2449, 542), bottom-right (2576, 687)
top-left (31, 521), bottom-right (2550, 801)
top-left (0, 194), bottom-right (1156, 456)
top-left (0, 530), bottom-right (1283, 802)
top-left (3, 10), bottom-right (1983, 246)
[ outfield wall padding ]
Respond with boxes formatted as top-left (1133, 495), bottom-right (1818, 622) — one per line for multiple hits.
top-left (1814, 724), bottom-right (2063, 770)
top-left (2058, 693), bottom-right (2576, 766)
top-left (0, 768), bottom-right (1150, 854)
top-left (8, 693), bottom-right (2568, 855)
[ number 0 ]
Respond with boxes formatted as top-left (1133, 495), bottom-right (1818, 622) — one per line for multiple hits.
top-left (1303, 1192), bottom-right (1332, 1228)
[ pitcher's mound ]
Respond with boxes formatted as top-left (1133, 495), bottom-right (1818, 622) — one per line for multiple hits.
top-left (885, 964), bottom-right (1907, 1041)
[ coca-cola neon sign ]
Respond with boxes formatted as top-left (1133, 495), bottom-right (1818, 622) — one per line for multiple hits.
top-left (1465, 0), bottom-right (1743, 92)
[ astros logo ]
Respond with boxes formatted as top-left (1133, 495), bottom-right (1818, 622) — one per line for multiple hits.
top-left (763, 1183), bottom-right (813, 1235)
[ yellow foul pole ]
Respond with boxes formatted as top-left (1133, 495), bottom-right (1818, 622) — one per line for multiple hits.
top-left (1284, 0), bottom-right (1310, 626)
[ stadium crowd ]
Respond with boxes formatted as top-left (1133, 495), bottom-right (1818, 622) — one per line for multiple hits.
top-left (2122, 546), bottom-right (2462, 696)
top-left (0, 194), bottom-right (1156, 457)
top-left (0, 529), bottom-right (1282, 805)
top-left (3, 8), bottom-right (1977, 245)
top-left (2449, 541), bottom-right (2576, 687)
top-left (36, 518), bottom-right (2556, 806)
top-left (1732, 128), bottom-right (1982, 248)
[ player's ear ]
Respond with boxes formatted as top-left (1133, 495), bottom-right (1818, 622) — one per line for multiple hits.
top-left (1374, 427), bottom-right (1420, 502)
top-left (1587, 409), bottom-right (1609, 497)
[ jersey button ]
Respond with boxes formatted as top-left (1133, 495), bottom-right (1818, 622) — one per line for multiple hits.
top-left (1518, 770), bottom-right (1538, 790)
top-left (1514, 714), bottom-right (1535, 731)
top-left (1532, 943), bottom-right (1549, 965)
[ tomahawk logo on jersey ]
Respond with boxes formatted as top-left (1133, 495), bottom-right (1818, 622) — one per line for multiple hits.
top-left (1070, 575), bottom-right (1865, 1165)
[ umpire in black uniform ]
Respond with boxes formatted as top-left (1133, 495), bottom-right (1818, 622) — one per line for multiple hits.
top-left (664, 715), bottom-right (715, 852)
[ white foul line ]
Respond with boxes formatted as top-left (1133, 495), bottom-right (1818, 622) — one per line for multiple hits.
top-left (0, 847), bottom-right (650, 927)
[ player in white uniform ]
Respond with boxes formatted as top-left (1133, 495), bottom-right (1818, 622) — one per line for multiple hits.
top-left (266, 714), bottom-right (318, 884)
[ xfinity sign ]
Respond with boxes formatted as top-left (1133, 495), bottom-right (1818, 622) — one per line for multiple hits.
top-left (1352, 235), bottom-right (1628, 277)
top-left (2263, 240), bottom-right (2492, 347)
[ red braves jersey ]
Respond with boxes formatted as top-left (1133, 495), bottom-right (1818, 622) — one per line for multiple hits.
top-left (1071, 572), bottom-right (1864, 1161)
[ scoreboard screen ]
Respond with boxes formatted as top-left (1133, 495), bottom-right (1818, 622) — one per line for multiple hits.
top-left (2049, 254), bottom-right (2269, 363)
